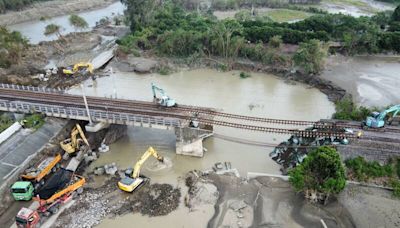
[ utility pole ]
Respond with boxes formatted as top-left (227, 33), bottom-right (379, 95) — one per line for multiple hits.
top-left (81, 84), bottom-right (93, 125)
top-left (111, 67), bottom-right (117, 99)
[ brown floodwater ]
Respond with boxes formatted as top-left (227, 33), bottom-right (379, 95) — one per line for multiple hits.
top-left (68, 68), bottom-right (335, 227)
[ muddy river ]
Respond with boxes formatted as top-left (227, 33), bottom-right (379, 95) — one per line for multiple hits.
top-left (69, 68), bottom-right (335, 227)
top-left (322, 55), bottom-right (400, 107)
top-left (8, 2), bottom-right (125, 44)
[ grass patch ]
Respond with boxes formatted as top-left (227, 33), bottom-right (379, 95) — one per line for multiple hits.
top-left (157, 65), bottom-right (172, 75)
top-left (239, 71), bottom-right (251, 79)
top-left (333, 97), bottom-right (376, 121)
top-left (265, 9), bottom-right (313, 23)
top-left (0, 115), bottom-right (13, 133)
top-left (23, 114), bottom-right (45, 130)
top-left (391, 179), bottom-right (400, 198)
top-left (345, 156), bottom-right (393, 181)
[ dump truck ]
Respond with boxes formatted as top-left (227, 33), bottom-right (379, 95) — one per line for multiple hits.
top-left (21, 154), bottom-right (62, 184)
top-left (15, 169), bottom-right (85, 228)
top-left (11, 154), bottom-right (62, 201)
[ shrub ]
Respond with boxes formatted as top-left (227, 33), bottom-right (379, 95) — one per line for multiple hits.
top-left (345, 156), bottom-right (393, 181)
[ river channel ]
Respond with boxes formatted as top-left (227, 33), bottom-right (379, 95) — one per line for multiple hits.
top-left (68, 68), bottom-right (335, 227)
top-left (8, 2), bottom-right (125, 44)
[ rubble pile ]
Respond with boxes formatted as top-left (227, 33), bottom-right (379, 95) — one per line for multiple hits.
top-left (269, 130), bottom-right (350, 173)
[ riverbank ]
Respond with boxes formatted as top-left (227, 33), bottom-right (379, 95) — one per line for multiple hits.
top-left (0, 0), bottom-right (118, 26)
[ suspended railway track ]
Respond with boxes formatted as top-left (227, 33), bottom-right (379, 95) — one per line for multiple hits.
top-left (1, 84), bottom-right (399, 138)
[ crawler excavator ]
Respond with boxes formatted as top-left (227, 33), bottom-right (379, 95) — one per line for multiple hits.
top-left (363, 104), bottom-right (400, 128)
top-left (63, 62), bottom-right (94, 76)
top-left (60, 124), bottom-right (90, 157)
top-left (118, 147), bottom-right (164, 193)
top-left (151, 83), bottom-right (177, 107)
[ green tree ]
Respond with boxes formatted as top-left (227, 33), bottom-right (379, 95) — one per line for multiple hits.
top-left (293, 39), bottom-right (326, 75)
top-left (121, 0), bottom-right (157, 32)
top-left (44, 24), bottom-right (62, 37)
top-left (0, 26), bottom-right (27, 68)
top-left (268, 35), bottom-right (282, 48)
top-left (69, 14), bottom-right (89, 32)
top-left (289, 146), bottom-right (346, 204)
top-left (209, 19), bottom-right (244, 64)
top-left (392, 4), bottom-right (400, 22)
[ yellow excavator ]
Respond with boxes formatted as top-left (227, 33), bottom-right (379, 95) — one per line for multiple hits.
top-left (63, 62), bottom-right (94, 76)
top-left (118, 147), bottom-right (164, 193)
top-left (60, 124), bottom-right (90, 156)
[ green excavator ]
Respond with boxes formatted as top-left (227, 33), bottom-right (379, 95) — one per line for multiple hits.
top-left (151, 83), bottom-right (177, 107)
top-left (363, 105), bottom-right (400, 128)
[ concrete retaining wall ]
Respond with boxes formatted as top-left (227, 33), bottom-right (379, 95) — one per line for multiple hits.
top-left (0, 122), bottom-right (21, 145)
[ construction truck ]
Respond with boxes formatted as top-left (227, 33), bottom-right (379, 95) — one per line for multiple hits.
top-left (15, 169), bottom-right (85, 228)
top-left (15, 208), bottom-right (40, 228)
top-left (363, 105), bottom-right (400, 128)
top-left (11, 154), bottom-right (62, 201)
top-left (60, 124), bottom-right (90, 157)
top-left (151, 83), bottom-right (177, 107)
top-left (62, 62), bottom-right (94, 76)
top-left (118, 147), bottom-right (164, 192)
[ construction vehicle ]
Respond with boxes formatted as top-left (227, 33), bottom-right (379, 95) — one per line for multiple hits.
top-left (151, 83), bottom-right (177, 107)
top-left (363, 105), bottom-right (400, 128)
top-left (15, 170), bottom-right (85, 228)
top-left (15, 208), bottom-right (40, 228)
top-left (118, 147), bottom-right (164, 193)
top-left (11, 154), bottom-right (62, 201)
top-left (60, 124), bottom-right (90, 156)
top-left (62, 62), bottom-right (94, 76)
top-left (11, 181), bottom-right (35, 201)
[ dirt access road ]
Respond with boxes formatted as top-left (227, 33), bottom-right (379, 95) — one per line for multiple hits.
top-left (0, 0), bottom-right (118, 26)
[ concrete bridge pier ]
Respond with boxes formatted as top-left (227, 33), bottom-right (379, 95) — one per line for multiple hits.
top-left (85, 121), bottom-right (110, 132)
top-left (175, 127), bottom-right (213, 157)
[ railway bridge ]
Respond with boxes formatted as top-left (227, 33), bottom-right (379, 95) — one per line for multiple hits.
top-left (0, 83), bottom-right (360, 157)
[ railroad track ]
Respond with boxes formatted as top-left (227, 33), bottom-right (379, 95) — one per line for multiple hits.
top-left (1, 85), bottom-right (398, 138)
top-left (0, 86), bottom-right (316, 125)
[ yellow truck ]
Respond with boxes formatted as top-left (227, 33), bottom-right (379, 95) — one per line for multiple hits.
top-left (21, 154), bottom-right (62, 184)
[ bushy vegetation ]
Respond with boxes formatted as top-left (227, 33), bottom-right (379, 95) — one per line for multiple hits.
top-left (23, 114), bottom-right (44, 129)
top-left (0, 0), bottom-right (50, 13)
top-left (0, 26), bottom-right (28, 68)
top-left (345, 156), bottom-right (393, 181)
top-left (289, 146), bottom-right (346, 202)
top-left (119, 1), bottom-right (400, 75)
top-left (0, 114), bottom-right (13, 132)
top-left (333, 97), bottom-right (375, 121)
top-left (69, 14), bottom-right (89, 32)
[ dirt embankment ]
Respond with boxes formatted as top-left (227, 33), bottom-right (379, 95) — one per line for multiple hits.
top-left (0, 0), bottom-right (118, 26)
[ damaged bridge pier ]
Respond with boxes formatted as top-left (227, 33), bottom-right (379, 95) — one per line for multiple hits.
top-left (175, 124), bottom-right (213, 157)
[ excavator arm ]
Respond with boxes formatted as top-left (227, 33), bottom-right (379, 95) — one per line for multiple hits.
top-left (118, 147), bottom-right (164, 192)
top-left (132, 147), bottom-right (164, 178)
top-left (60, 124), bottom-right (90, 154)
top-left (378, 105), bottom-right (400, 121)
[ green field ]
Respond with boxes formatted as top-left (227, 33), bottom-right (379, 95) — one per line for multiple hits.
top-left (265, 9), bottom-right (313, 23)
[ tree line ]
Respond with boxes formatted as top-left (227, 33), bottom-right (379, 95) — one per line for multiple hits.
top-left (0, 0), bottom-right (49, 13)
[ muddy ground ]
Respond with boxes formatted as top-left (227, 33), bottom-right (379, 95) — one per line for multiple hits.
top-left (54, 175), bottom-right (181, 228)
top-left (0, 24), bottom-right (128, 89)
top-left (0, 0), bottom-right (118, 26)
